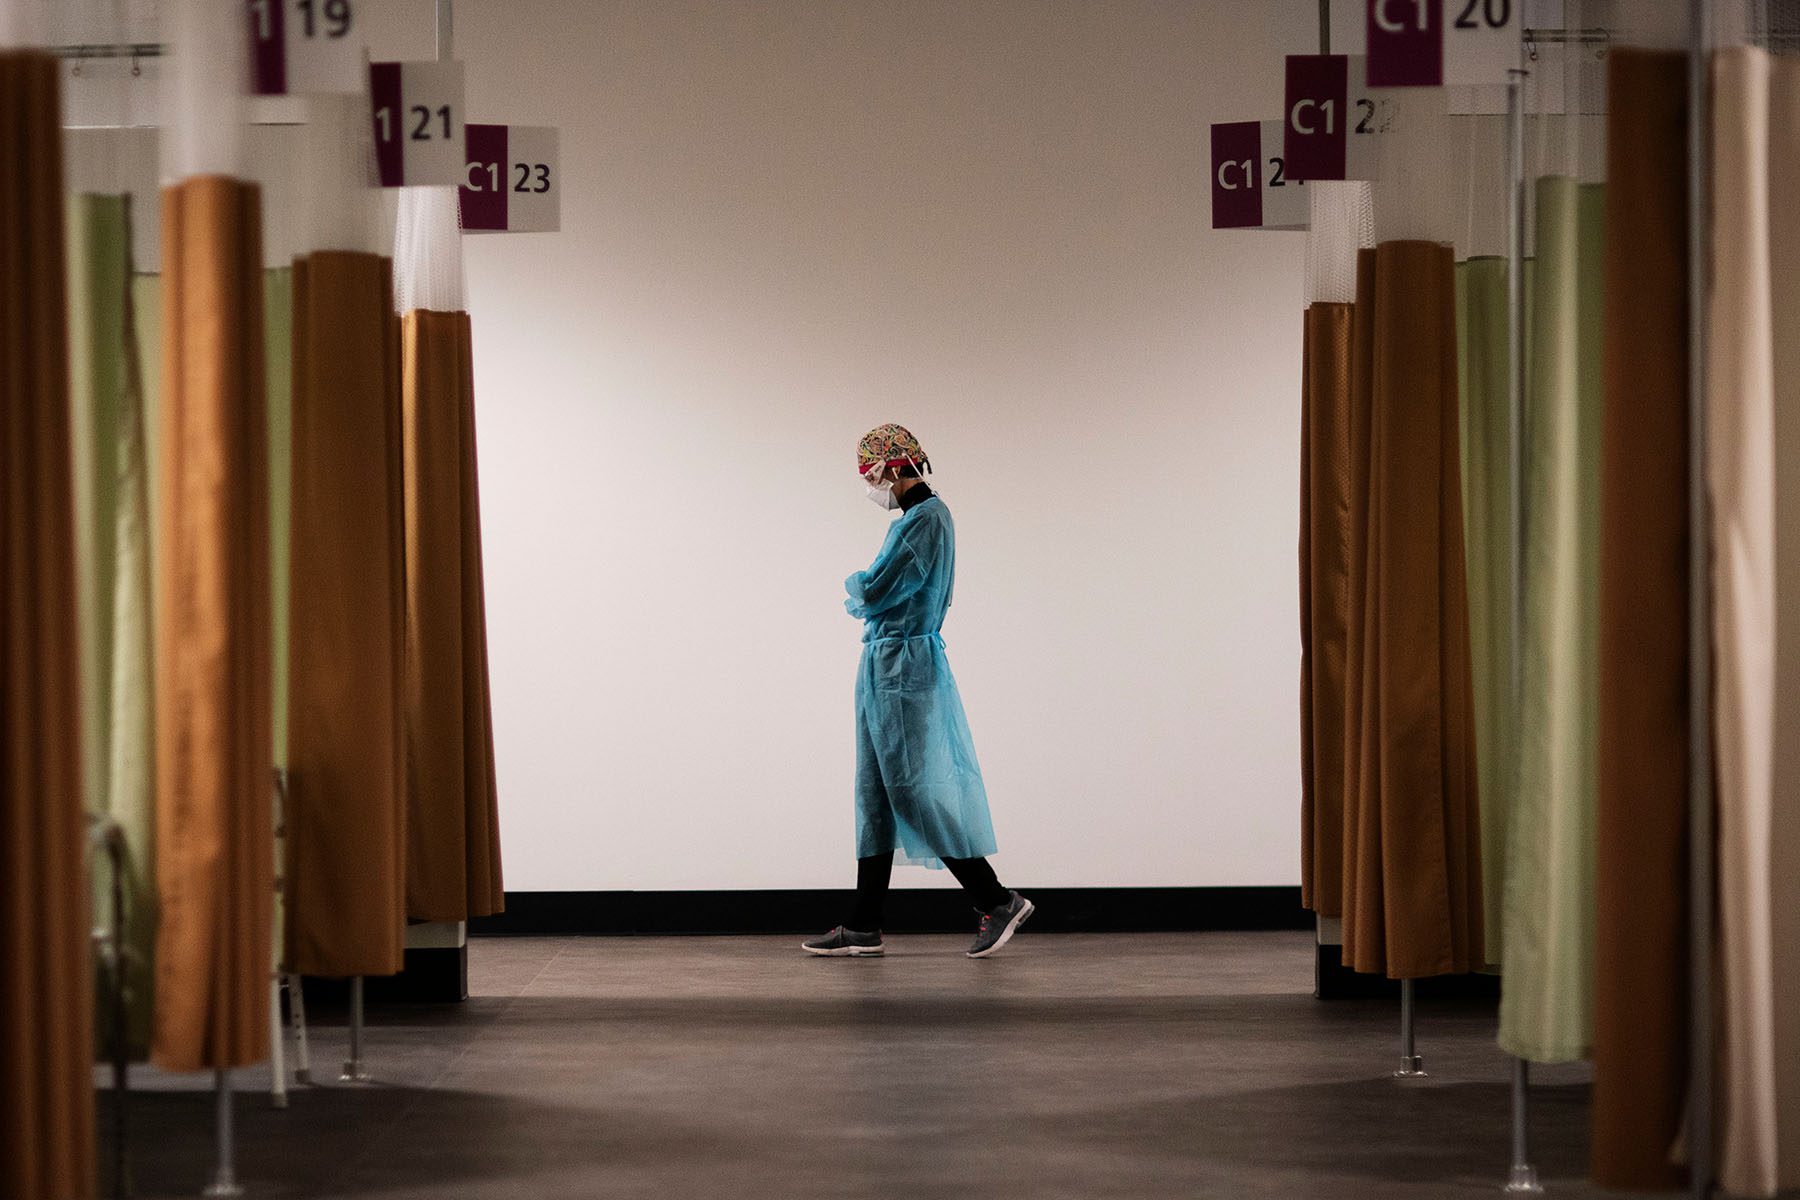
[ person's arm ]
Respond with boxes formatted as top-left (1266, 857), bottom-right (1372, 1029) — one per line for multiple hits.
top-left (845, 526), bottom-right (930, 619)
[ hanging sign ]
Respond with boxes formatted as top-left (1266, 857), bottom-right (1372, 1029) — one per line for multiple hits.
top-left (1210, 121), bottom-right (1307, 231)
top-left (248, 0), bottom-right (366, 96)
top-left (1283, 55), bottom-right (1388, 182)
top-left (369, 61), bottom-right (467, 188)
top-left (460, 124), bottom-right (562, 233)
top-left (1366, 0), bottom-right (1519, 88)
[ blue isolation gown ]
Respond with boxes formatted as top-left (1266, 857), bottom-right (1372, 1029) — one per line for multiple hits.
top-left (845, 494), bottom-right (997, 868)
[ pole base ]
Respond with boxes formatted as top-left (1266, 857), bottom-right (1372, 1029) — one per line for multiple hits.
top-left (338, 1060), bottom-right (372, 1084)
top-left (1393, 1055), bottom-right (1427, 1078)
top-left (294, 1068), bottom-right (312, 1085)
top-left (202, 1179), bottom-right (244, 1199)
top-left (1503, 1164), bottom-right (1544, 1194)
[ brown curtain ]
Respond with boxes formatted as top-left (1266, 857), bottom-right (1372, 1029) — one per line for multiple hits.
top-left (1300, 301), bottom-right (1354, 918)
top-left (1591, 48), bottom-right (1690, 1193)
top-left (402, 310), bottom-right (504, 921)
top-left (284, 252), bottom-right (407, 977)
top-left (152, 175), bottom-right (273, 1072)
top-left (1339, 240), bottom-right (1484, 980)
top-left (0, 50), bottom-right (98, 1200)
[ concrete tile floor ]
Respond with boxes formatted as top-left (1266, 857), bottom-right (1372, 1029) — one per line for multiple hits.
top-left (112, 931), bottom-right (1616, 1199)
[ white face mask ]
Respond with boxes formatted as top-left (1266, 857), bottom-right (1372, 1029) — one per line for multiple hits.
top-left (866, 483), bottom-right (900, 511)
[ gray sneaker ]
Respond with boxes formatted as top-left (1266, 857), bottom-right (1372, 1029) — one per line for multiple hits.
top-left (802, 926), bottom-right (885, 957)
top-left (967, 892), bottom-right (1034, 958)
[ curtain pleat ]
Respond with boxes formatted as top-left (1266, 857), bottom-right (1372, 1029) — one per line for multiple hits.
top-left (1455, 254), bottom-right (1512, 968)
top-left (403, 309), bottom-right (504, 921)
top-left (1340, 240), bottom-right (1484, 980)
top-left (69, 192), bottom-right (158, 1057)
top-left (0, 49), bottom-right (99, 1200)
top-left (1708, 45), bottom-right (1800, 1198)
top-left (285, 252), bottom-right (406, 978)
top-left (1592, 48), bottom-right (1690, 1193)
top-left (152, 175), bottom-right (273, 1072)
top-left (1498, 176), bottom-right (1605, 1064)
top-left (1301, 301), bottom-right (1353, 918)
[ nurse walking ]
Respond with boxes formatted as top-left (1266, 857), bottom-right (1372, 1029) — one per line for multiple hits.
top-left (804, 424), bottom-right (1034, 959)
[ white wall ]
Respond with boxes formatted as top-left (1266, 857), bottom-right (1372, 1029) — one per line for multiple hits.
top-left (364, 0), bottom-right (1316, 891)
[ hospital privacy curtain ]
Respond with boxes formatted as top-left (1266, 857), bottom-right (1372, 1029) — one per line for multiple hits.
top-left (0, 48), bottom-right (99, 1200)
top-left (1455, 254), bottom-right (1511, 969)
top-left (1339, 240), bottom-right (1484, 980)
top-left (1707, 45), bottom-right (1800, 1199)
top-left (285, 251), bottom-right (407, 978)
top-left (1300, 301), bottom-right (1353, 918)
top-left (1498, 176), bottom-right (1605, 1065)
top-left (403, 309), bottom-right (504, 921)
top-left (1592, 48), bottom-right (1689, 1193)
top-left (153, 175), bottom-right (273, 1072)
top-left (69, 192), bottom-right (157, 1058)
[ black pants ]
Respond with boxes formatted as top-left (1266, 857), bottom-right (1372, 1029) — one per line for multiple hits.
top-left (847, 851), bottom-right (1009, 932)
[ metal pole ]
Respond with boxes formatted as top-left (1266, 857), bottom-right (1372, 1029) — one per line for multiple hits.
top-left (201, 1070), bottom-right (243, 1198)
top-left (269, 973), bottom-right (287, 1109)
top-left (1500, 58), bottom-right (1544, 1197)
top-left (1394, 979), bottom-right (1427, 1077)
top-left (1319, 0), bottom-right (1330, 56)
top-left (436, 0), bottom-right (454, 62)
top-left (287, 975), bottom-right (312, 1084)
top-left (340, 976), bottom-right (371, 1083)
top-left (1686, 0), bottom-right (1714, 1196)
top-left (1506, 1058), bottom-right (1545, 1193)
top-left (107, 831), bottom-right (129, 1200)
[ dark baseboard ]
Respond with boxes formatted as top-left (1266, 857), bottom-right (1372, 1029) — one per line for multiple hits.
top-left (299, 945), bottom-right (469, 1007)
top-left (1313, 941), bottom-right (1501, 1001)
top-left (469, 886), bottom-right (1312, 937)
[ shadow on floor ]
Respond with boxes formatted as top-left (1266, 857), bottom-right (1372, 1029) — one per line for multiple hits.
top-left (1044, 1075), bottom-right (1590, 1187)
top-left (114, 1082), bottom-right (742, 1199)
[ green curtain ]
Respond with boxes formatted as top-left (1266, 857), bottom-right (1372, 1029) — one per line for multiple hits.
top-left (1455, 254), bottom-right (1513, 969)
top-left (68, 194), bottom-right (156, 1056)
top-left (1498, 176), bottom-right (1606, 1063)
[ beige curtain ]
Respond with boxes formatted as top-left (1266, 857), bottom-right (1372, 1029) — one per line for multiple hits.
top-left (1300, 301), bottom-right (1353, 918)
top-left (1707, 45), bottom-right (1800, 1199)
top-left (1339, 240), bottom-right (1485, 979)
top-left (1592, 48), bottom-right (1690, 1193)
top-left (153, 175), bottom-right (274, 1072)
top-left (403, 309), bottom-right (504, 921)
top-left (284, 251), bottom-right (407, 978)
top-left (0, 49), bottom-right (99, 1200)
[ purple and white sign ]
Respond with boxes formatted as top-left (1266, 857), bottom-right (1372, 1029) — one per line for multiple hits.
top-left (1211, 121), bottom-right (1308, 232)
top-left (369, 61), bottom-right (466, 188)
top-left (461, 125), bottom-right (562, 234)
top-left (1283, 55), bottom-right (1386, 182)
top-left (248, 0), bottom-right (365, 97)
top-left (1366, 0), bottom-right (1518, 89)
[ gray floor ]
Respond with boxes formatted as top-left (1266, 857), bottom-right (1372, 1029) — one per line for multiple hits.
top-left (115, 931), bottom-right (1610, 1199)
